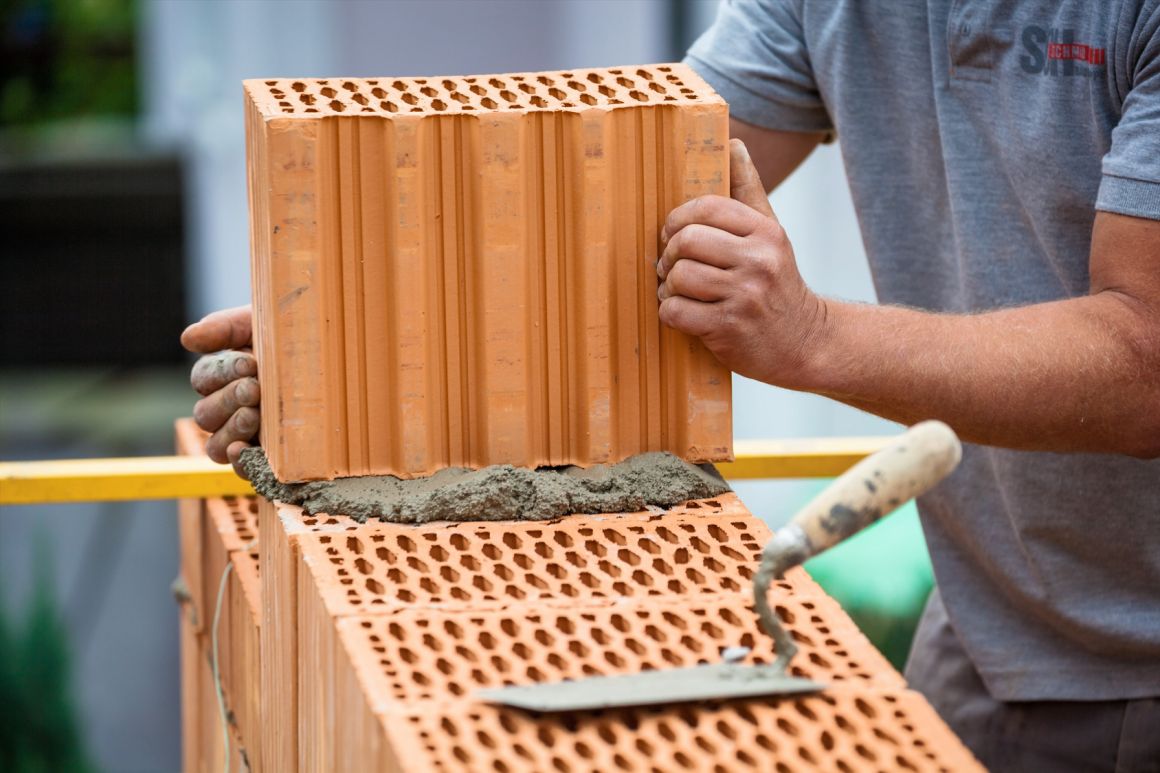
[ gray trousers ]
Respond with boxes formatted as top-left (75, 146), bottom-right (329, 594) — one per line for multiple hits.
top-left (904, 589), bottom-right (1160, 773)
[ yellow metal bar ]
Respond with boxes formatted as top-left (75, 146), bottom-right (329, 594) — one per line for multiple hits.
top-left (716, 436), bottom-right (891, 480)
top-left (0, 436), bottom-right (889, 505)
top-left (0, 456), bottom-right (255, 505)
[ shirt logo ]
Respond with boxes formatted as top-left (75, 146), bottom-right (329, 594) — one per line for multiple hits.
top-left (1019, 26), bottom-right (1106, 76)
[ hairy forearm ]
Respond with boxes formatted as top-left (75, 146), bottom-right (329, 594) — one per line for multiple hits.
top-left (798, 293), bottom-right (1160, 457)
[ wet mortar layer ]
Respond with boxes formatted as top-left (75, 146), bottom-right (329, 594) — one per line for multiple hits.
top-left (240, 448), bottom-right (731, 524)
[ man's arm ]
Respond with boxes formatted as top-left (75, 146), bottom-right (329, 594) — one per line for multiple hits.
top-left (658, 141), bottom-right (1160, 458)
top-left (728, 117), bottom-right (822, 192)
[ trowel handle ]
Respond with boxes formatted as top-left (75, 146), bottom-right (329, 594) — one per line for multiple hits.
top-left (780, 420), bottom-right (961, 559)
top-left (753, 421), bottom-right (962, 669)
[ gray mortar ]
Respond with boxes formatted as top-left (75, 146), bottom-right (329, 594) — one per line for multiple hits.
top-left (240, 447), bottom-right (731, 524)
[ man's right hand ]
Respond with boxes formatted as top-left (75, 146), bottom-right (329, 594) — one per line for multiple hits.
top-left (181, 305), bottom-right (260, 476)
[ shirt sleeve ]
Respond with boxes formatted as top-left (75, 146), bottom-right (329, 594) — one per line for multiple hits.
top-left (1097, 4), bottom-right (1160, 219)
top-left (683, 0), bottom-right (833, 135)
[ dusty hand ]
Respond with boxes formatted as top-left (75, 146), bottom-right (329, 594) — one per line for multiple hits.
top-left (655, 139), bottom-right (826, 388)
top-left (181, 305), bottom-right (260, 476)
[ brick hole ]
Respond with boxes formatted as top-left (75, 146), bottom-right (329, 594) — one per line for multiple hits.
top-left (598, 84), bottom-right (615, 97)
top-left (634, 537), bottom-right (661, 555)
top-left (603, 529), bottom-right (627, 546)
top-left (693, 622), bottom-right (720, 640)
top-left (855, 696), bottom-right (878, 719)
top-left (584, 539), bottom-right (607, 558)
top-left (502, 533), bottom-right (521, 549)
top-left (450, 91), bottom-right (470, 104)
top-left (483, 543), bottom-right (502, 559)
top-left (686, 567), bottom-right (706, 583)
top-left (649, 82), bottom-right (666, 95)
top-left (488, 78), bottom-right (505, 89)
top-left (629, 90), bottom-right (648, 102)
top-left (299, 93), bottom-right (316, 105)
top-left (617, 548), bottom-right (640, 567)
top-left (499, 89), bottom-right (519, 103)
top-left (517, 82), bottom-right (536, 95)
top-left (402, 92), bottom-right (419, 105)
top-left (721, 545), bottom-right (747, 562)
top-left (450, 533), bottom-right (469, 549)
top-left (506, 584), bottom-right (527, 600)
top-left (365, 577), bottom-right (385, 594)
top-left (353, 557), bottom-right (372, 575)
top-left (304, 107), bottom-right (319, 113)
top-left (576, 93), bottom-right (595, 106)
top-left (469, 84), bottom-right (488, 97)
top-left (534, 542), bottom-right (553, 559)
top-left (419, 85), bottom-right (437, 98)
top-left (834, 713), bottom-right (855, 733)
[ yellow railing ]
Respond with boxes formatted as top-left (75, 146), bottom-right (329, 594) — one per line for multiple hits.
top-left (0, 436), bottom-right (891, 505)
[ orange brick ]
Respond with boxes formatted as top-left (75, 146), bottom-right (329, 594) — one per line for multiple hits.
top-left (244, 64), bottom-right (733, 482)
top-left (379, 691), bottom-right (980, 772)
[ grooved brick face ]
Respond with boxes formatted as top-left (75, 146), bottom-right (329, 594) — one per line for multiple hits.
top-left (244, 63), bottom-right (732, 482)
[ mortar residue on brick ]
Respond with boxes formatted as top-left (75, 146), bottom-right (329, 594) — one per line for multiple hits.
top-left (240, 447), bottom-right (730, 523)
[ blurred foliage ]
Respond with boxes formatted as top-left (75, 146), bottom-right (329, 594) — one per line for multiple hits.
top-left (0, 542), bottom-right (95, 773)
top-left (1, 0), bottom-right (137, 127)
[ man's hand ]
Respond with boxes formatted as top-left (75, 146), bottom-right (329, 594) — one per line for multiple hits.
top-left (656, 139), bottom-right (826, 388)
top-left (181, 305), bottom-right (259, 476)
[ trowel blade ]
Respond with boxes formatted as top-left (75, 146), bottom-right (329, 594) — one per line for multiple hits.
top-left (477, 663), bottom-right (824, 712)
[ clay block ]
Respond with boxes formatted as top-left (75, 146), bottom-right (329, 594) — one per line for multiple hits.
top-left (295, 496), bottom-right (819, 616)
top-left (379, 691), bottom-right (982, 772)
top-left (244, 64), bottom-right (733, 482)
top-left (257, 498), bottom-right (364, 773)
top-left (332, 594), bottom-right (905, 712)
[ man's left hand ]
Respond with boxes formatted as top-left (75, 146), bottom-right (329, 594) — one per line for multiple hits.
top-left (656, 138), bottom-right (827, 389)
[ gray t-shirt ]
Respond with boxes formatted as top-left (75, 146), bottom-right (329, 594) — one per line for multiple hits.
top-left (688, 0), bottom-right (1160, 701)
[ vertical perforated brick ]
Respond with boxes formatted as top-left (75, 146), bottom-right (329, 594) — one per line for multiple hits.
top-left (245, 64), bottom-right (732, 482)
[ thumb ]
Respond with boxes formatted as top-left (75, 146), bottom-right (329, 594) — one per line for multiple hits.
top-left (181, 305), bottom-right (254, 354)
top-left (729, 138), bottom-right (776, 219)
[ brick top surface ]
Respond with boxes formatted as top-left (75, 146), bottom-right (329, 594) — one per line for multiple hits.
top-left (244, 63), bottom-right (722, 118)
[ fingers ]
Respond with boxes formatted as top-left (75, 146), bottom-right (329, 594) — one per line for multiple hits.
top-left (226, 440), bottom-right (253, 480)
top-left (181, 305), bottom-right (254, 354)
top-left (193, 377), bottom-right (261, 432)
top-left (657, 223), bottom-right (749, 279)
top-left (191, 351), bottom-right (257, 396)
top-left (661, 194), bottom-right (766, 247)
top-left (729, 138), bottom-right (776, 218)
top-left (657, 295), bottom-right (720, 339)
top-left (205, 406), bottom-right (260, 465)
top-left (658, 259), bottom-right (733, 303)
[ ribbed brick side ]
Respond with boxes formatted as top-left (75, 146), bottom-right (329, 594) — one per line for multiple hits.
top-left (245, 64), bottom-right (732, 482)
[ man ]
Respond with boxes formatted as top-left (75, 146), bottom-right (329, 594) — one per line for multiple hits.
top-left (185, 1), bottom-right (1160, 769)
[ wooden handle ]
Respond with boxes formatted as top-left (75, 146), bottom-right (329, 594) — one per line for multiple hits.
top-left (786, 419), bottom-right (961, 556)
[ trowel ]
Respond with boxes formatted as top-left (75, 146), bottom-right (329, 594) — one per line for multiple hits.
top-left (478, 420), bottom-right (962, 711)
